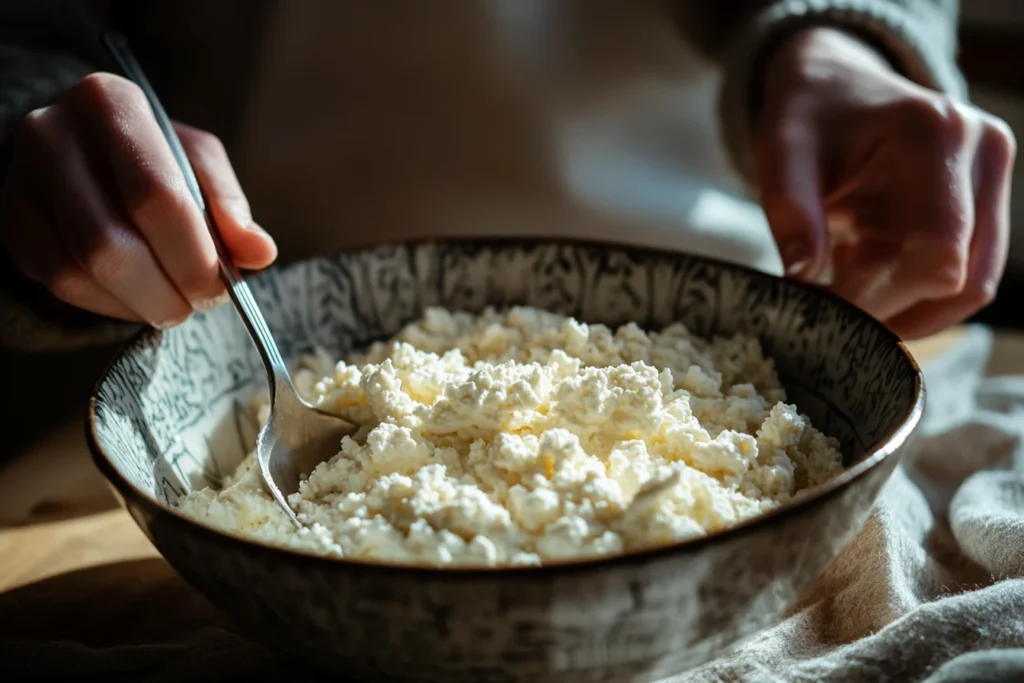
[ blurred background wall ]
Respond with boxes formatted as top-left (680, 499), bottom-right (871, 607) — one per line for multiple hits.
top-left (961, 0), bottom-right (1024, 328)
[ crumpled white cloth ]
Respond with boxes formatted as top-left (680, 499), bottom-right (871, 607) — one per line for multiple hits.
top-left (683, 326), bottom-right (1024, 682)
top-left (4, 327), bottom-right (1022, 683)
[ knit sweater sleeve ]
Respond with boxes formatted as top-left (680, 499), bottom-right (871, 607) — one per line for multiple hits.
top-left (0, 0), bottom-right (139, 351)
top-left (0, 0), bottom-right (109, 167)
top-left (703, 0), bottom-right (966, 187)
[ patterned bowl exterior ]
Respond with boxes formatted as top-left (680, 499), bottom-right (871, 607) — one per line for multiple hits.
top-left (88, 239), bottom-right (923, 682)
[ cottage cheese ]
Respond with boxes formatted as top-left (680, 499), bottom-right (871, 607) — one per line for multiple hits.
top-left (180, 306), bottom-right (843, 566)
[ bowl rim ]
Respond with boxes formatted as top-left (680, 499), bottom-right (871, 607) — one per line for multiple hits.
top-left (86, 235), bottom-right (925, 576)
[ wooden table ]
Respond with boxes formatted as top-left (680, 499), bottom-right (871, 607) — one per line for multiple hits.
top-left (1, 327), bottom-right (1020, 656)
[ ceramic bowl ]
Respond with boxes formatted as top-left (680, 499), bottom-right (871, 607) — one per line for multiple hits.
top-left (88, 238), bottom-right (923, 682)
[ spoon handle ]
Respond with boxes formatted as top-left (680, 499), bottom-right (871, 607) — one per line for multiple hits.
top-left (102, 31), bottom-right (292, 388)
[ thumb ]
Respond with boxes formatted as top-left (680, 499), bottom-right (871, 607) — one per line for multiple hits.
top-left (176, 123), bottom-right (278, 271)
top-left (754, 128), bottom-right (829, 280)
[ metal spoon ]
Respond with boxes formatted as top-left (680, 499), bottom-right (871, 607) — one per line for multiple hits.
top-left (104, 32), bottom-right (356, 527)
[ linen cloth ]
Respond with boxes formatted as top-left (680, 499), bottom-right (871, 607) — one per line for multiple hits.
top-left (687, 325), bottom-right (1024, 682)
top-left (2, 326), bottom-right (1023, 681)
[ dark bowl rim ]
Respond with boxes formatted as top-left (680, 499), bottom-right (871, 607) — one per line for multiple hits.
top-left (86, 235), bottom-right (926, 577)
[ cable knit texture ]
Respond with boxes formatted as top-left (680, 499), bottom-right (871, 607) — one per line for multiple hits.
top-left (718, 0), bottom-right (966, 188)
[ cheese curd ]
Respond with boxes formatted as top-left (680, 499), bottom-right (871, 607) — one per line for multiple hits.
top-left (180, 306), bottom-right (844, 566)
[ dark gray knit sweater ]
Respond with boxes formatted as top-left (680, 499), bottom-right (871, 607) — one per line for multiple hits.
top-left (0, 0), bottom-right (964, 351)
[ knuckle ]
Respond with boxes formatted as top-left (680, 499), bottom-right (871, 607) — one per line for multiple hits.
top-left (19, 107), bottom-right (47, 132)
top-left (43, 264), bottom-right (88, 303)
top-left (71, 225), bottom-right (131, 284)
top-left (918, 237), bottom-right (969, 296)
top-left (15, 107), bottom-right (55, 151)
top-left (72, 72), bottom-right (118, 107)
top-left (903, 95), bottom-right (967, 151)
top-left (981, 114), bottom-right (1017, 167)
top-left (983, 112), bottom-right (1015, 146)
top-left (74, 72), bottom-right (132, 103)
top-left (187, 128), bottom-right (225, 158)
top-left (71, 72), bottom-right (148, 121)
top-left (967, 278), bottom-right (1000, 309)
top-left (125, 173), bottom-right (190, 228)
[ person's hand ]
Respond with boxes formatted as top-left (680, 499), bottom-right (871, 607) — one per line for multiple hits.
top-left (754, 28), bottom-right (1016, 339)
top-left (0, 72), bottom-right (277, 328)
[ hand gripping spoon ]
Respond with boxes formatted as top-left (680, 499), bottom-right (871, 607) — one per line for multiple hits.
top-left (104, 32), bottom-right (356, 527)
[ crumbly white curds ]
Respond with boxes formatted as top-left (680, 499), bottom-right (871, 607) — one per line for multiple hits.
top-left (180, 306), bottom-right (843, 567)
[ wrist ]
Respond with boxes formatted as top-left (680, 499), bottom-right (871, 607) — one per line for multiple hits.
top-left (757, 27), bottom-right (896, 123)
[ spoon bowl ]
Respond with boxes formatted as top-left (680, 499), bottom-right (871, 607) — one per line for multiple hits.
top-left (257, 377), bottom-right (358, 515)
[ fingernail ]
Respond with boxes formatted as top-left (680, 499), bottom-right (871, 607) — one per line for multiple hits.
top-left (781, 242), bottom-right (812, 277)
top-left (195, 292), bottom-right (230, 312)
top-left (153, 313), bottom-right (190, 330)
